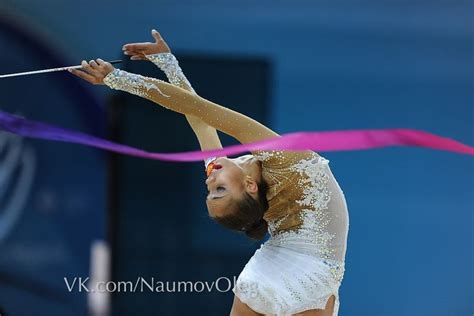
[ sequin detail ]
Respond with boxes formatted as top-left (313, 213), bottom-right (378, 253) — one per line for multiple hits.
top-left (235, 151), bottom-right (347, 315)
top-left (267, 213), bottom-right (290, 233)
top-left (254, 150), bottom-right (280, 161)
top-left (324, 259), bottom-right (345, 284)
top-left (146, 53), bottom-right (196, 93)
top-left (271, 154), bottom-right (337, 262)
top-left (103, 69), bottom-right (170, 99)
top-left (234, 237), bottom-right (344, 315)
top-left (290, 156), bottom-right (331, 209)
top-left (255, 151), bottom-right (345, 282)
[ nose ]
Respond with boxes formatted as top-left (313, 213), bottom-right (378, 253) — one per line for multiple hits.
top-left (205, 175), bottom-right (215, 185)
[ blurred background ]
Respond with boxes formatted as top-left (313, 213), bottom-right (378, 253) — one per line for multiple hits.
top-left (0, 1), bottom-right (472, 315)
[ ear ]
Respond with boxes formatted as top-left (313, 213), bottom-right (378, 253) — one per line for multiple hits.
top-left (244, 176), bottom-right (259, 194)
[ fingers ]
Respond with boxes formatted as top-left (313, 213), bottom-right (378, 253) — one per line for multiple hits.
top-left (151, 29), bottom-right (171, 53)
top-left (96, 58), bottom-right (106, 66)
top-left (130, 55), bottom-right (147, 61)
top-left (96, 58), bottom-right (115, 75)
top-left (86, 59), bottom-right (113, 73)
top-left (88, 59), bottom-right (100, 70)
top-left (122, 45), bottom-right (148, 60)
top-left (151, 29), bottom-right (163, 42)
top-left (123, 50), bottom-right (143, 56)
top-left (81, 60), bottom-right (101, 76)
top-left (122, 42), bottom-right (151, 51)
top-left (68, 59), bottom-right (113, 85)
top-left (123, 49), bottom-right (146, 60)
top-left (121, 29), bottom-right (169, 59)
top-left (122, 46), bottom-right (147, 61)
top-left (95, 58), bottom-right (115, 74)
top-left (68, 68), bottom-right (97, 84)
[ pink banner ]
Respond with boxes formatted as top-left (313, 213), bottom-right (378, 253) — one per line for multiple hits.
top-left (0, 111), bottom-right (472, 162)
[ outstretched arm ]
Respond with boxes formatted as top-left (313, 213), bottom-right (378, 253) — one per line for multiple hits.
top-left (70, 48), bottom-right (278, 147)
top-left (101, 68), bottom-right (279, 145)
top-left (122, 30), bottom-right (223, 153)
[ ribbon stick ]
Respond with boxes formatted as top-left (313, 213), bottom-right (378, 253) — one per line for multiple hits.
top-left (0, 60), bottom-right (122, 79)
top-left (0, 110), bottom-right (472, 162)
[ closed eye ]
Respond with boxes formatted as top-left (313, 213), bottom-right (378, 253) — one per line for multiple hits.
top-left (206, 186), bottom-right (227, 200)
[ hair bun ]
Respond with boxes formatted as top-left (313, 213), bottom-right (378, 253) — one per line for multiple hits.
top-left (245, 218), bottom-right (268, 240)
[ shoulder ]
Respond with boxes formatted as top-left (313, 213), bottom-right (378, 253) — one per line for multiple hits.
top-left (252, 150), bottom-right (321, 170)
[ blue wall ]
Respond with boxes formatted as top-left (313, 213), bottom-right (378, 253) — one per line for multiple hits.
top-left (0, 1), bottom-right (472, 315)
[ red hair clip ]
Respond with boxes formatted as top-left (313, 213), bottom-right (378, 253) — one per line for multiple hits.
top-left (206, 162), bottom-right (222, 177)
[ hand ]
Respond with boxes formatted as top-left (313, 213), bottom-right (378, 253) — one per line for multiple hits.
top-left (68, 58), bottom-right (115, 85)
top-left (122, 29), bottom-right (171, 61)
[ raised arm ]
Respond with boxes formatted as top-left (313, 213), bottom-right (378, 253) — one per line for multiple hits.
top-left (71, 58), bottom-right (316, 167)
top-left (102, 68), bottom-right (279, 145)
top-left (111, 67), bottom-right (316, 166)
top-left (122, 30), bottom-right (223, 154)
top-left (69, 31), bottom-right (279, 144)
top-left (150, 53), bottom-right (224, 152)
top-left (69, 31), bottom-right (315, 167)
top-left (107, 30), bottom-right (278, 144)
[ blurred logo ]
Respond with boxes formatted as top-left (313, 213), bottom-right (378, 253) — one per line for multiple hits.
top-left (0, 132), bottom-right (35, 243)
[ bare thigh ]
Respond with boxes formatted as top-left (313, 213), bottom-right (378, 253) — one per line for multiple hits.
top-left (230, 295), bottom-right (335, 316)
top-left (230, 295), bottom-right (263, 316)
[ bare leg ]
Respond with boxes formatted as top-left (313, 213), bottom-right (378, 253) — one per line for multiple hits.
top-left (230, 295), bottom-right (263, 316)
top-left (230, 295), bottom-right (335, 316)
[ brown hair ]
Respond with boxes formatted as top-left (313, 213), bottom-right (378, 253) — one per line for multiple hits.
top-left (212, 180), bottom-right (269, 240)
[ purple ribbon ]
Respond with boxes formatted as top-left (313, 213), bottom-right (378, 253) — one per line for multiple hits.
top-left (0, 110), bottom-right (472, 161)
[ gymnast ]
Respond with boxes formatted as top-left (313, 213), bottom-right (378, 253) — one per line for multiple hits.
top-left (69, 29), bottom-right (349, 316)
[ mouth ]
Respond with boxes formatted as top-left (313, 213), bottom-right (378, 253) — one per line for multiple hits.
top-left (206, 162), bottom-right (222, 177)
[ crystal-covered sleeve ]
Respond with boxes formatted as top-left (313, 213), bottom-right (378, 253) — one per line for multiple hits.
top-left (103, 68), bottom-right (172, 107)
top-left (144, 54), bottom-right (316, 164)
top-left (103, 68), bottom-right (280, 145)
top-left (145, 52), bottom-right (221, 164)
top-left (145, 52), bottom-right (195, 93)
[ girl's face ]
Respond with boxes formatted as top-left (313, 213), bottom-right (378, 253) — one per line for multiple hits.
top-left (205, 157), bottom-right (247, 218)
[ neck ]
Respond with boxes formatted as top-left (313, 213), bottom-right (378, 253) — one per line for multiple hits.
top-left (243, 158), bottom-right (263, 183)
